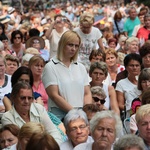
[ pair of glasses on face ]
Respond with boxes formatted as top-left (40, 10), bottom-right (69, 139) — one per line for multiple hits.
top-left (92, 97), bottom-right (105, 104)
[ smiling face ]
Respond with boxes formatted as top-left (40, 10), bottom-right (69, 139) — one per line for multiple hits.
top-left (67, 118), bottom-right (89, 147)
top-left (92, 118), bottom-right (116, 150)
top-left (0, 130), bottom-right (18, 149)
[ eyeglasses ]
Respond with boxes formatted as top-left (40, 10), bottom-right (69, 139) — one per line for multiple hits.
top-left (33, 40), bottom-right (40, 44)
top-left (92, 97), bottom-right (105, 104)
top-left (19, 96), bottom-right (33, 101)
top-left (67, 43), bottom-right (79, 49)
top-left (14, 36), bottom-right (21, 39)
top-left (69, 124), bottom-right (87, 133)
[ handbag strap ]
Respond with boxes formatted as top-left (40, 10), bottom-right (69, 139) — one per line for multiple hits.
top-left (114, 20), bottom-right (120, 34)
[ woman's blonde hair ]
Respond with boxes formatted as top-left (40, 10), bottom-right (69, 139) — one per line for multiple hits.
top-left (57, 30), bottom-right (81, 62)
top-left (18, 122), bottom-right (45, 139)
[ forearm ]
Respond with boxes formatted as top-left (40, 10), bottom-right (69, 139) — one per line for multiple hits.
top-left (45, 22), bottom-right (55, 39)
top-left (84, 86), bottom-right (92, 105)
top-left (98, 38), bottom-right (105, 52)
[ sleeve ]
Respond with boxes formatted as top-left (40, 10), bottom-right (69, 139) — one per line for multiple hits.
top-left (40, 106), bottom-right (63, 145)
top-left (115, 80), bottom-right (124, 92)
top-left (33, 92), bottom-right (42, 99)
top-left (42, 62), bottom-right (58, 88)
top-left (1, 112), bottom-right (14, 126)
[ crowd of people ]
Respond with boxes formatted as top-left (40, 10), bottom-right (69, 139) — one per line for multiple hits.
top-left (0, 0), bottom-right (149, 150)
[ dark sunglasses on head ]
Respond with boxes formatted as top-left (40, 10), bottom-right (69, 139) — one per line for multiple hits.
top-left (92, 97), bottom-right (106, 104)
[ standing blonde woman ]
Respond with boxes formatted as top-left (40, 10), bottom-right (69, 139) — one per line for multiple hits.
top-left (42, 30), bottom-right (92, 120)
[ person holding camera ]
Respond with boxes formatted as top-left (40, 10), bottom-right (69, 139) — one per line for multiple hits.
top-left (45, 14), bottom-right (69, 58)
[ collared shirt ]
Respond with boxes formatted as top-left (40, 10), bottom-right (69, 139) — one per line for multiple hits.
top-left (1, 103), bottom-right (63, 145)
top-left (60, 136), bottom-right (93, 150)
top-left (42, 56), bottom-right (89, 110)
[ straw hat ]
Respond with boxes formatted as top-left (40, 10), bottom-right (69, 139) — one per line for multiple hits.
top-left (25, 47), bottom-right (40, 55)
top-left (8, 7), bottom-right (15, 14)
top-left (0, 15), bottom-right (10, 24)
top-left (25, 36), bottom-right (45, 49)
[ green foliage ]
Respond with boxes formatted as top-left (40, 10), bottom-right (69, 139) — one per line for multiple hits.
top-left (137, 0), bottom-right (150, 7)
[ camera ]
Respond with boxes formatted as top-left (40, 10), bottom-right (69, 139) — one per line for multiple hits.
top-left (62, 18), bottom-right (67, 22)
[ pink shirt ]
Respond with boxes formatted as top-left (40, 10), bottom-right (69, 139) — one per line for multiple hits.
top-left (33, 80), bottom-right (48, 110)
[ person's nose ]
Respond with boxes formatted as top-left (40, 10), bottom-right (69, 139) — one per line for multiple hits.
top-left (102, 129), bottom-right (107, 136)
top-left (4, 141), bottom-right (9, 148)
top-left (76, 127), bottom-right (82, 133)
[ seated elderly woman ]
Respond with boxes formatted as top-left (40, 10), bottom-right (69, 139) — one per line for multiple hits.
top-left (113, 134), bottom-right (145, 150)
top-left (90, 86), bottom-right (107, 111)
top-left (125, 37), bottom-right (139, 54)
top-left (0, 124), bottom-right (20, 149)
top-left (60, 109), bottom-right (93, 150)
top-left (1, 82), bottom-right (63, 145)
top-left (74, 110), bottom-right (123, 150)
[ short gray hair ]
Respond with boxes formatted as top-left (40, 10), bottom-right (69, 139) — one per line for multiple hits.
top-left (91, 86), bottom-right (106, 99)
top-left (90, 110), bottom-right (123, 138)
top-left (64, 109), bottom-right (89, 130)
top-left (114, 134), bottom-right (145, 150)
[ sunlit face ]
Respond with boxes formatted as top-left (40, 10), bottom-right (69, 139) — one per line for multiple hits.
top-left (30, 60), bottom-right (44, 76)
top-left (67, 118), bottom-right (89, 147)
top-left (142, 53), bottom-right (150, 68)
top-left (137, 115), bottom-right (150, 144)
top-left (5, 60), bottom-right (18, 75)
top-left (105, 54), bottom-right (117, 67)
top-left (92, 118), bottom-right (116, 150)
top-left (13, 89), bottom-right (33, 114)
top-left (108, 42), bottom-right (116, 49)
top-left (0, 130), bottom-right (18, 149)
top-left (63, 38), bottom-right (79, 61)
top-left (128, 41), bottom-right (139, 53)
top-left (126, 60), bottom-right (141, 77)
top-left (90, 69), bottom-right (106, 86)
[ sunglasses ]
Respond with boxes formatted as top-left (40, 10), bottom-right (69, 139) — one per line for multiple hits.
top-left (92, 97), bottom-right (105, 104)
